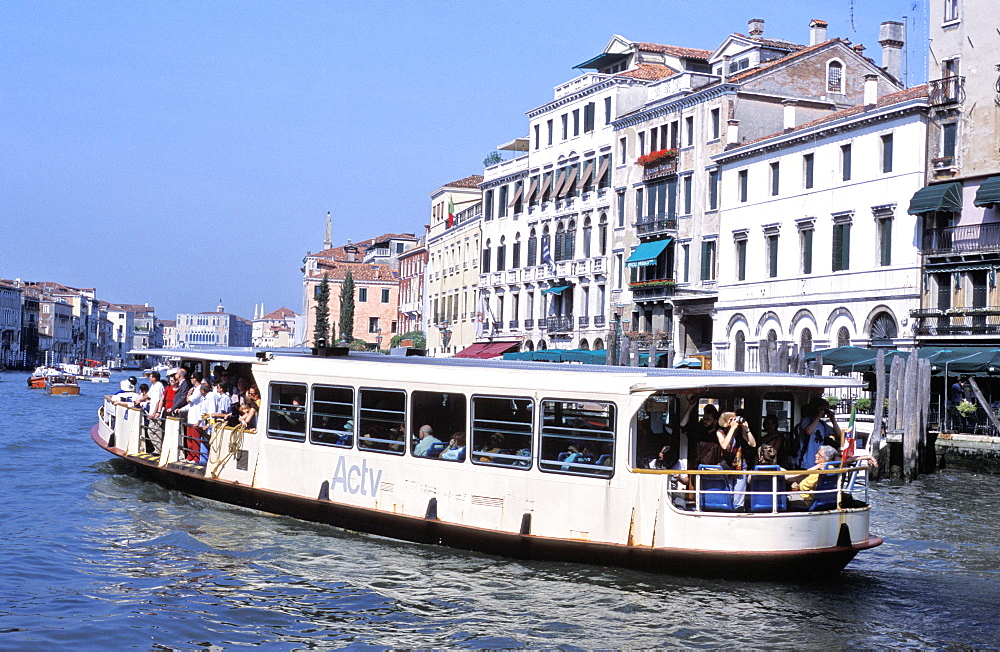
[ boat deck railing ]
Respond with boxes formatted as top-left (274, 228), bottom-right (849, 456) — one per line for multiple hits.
top-left (636, 466), bottom-right (871, 514)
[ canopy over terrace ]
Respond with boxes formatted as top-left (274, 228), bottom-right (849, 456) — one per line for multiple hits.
top-left (807, 346), bottom-right (1000, 376)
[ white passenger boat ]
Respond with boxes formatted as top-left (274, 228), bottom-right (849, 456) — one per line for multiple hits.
top-left (92, 347), bottom-right (881, 579)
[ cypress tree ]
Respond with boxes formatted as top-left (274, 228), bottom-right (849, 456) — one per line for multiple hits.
top-left (339, 270), bottom-right (355, 344)
top-left (314, 273), bottom-right (330, 346)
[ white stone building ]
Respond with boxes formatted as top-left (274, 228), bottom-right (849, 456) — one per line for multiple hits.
top-left (425, 175), bottom-right (483, 355)
top-left (712, 83), bottom-right (930, 370)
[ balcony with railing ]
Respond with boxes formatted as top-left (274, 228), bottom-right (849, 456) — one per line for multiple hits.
top-left (546, 316), bottom-right (574, 333)
top-left (508, 319), bottom-right (519, 330)
top-left (524, 319), bottom-right (534, 330)
top-left (642, 159), bottom-right (677, 181)
top-left (929, 75), bottom-right (965, 106)
top-left (629, 279), bottom-right (676, 301)
top-left (922, 222), bottom-right (1000, 255)
top-left (593, 315), bottom-right (606, 328)
top-left (578, 316), bottom-right (590, 328)
top-left (911, 307), bottom-right (1000, 336)
top-left (636, 213), bottom-right (678, 238)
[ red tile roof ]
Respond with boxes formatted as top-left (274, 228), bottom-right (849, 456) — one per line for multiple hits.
top-left (618, 63), bottom-right (678, 81)
top-left (634, 42), bottom-right (713, 60)
top-left (444, 174), bottom-right (484, 189)
top-left (262, 307), bottom-right (297, 320)
top-left (310, 260), bottom-right (398, 283)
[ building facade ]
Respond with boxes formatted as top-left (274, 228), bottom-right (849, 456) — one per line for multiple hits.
top-left (908, 0), bottom-right (1000, 344)
top-left (302, 234), bottom-right (410, 348)
top-left (713, 84), bottom-right (930, 370)
top-left (174, 304), bottom-right (252, 348)
top-left (397, 241), bottom-right (428, 339)
top-left (425, 175), bottom-right (484, 355)
top-left (613, 19), bottom-right (904, 362)
top-left (0, 281), bottom-right (22, 367)
top-left (252, 306), bottom-right (299, 348)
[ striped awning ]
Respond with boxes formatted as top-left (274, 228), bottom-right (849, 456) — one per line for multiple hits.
top-left (908, 182), bottom-right (963, 214)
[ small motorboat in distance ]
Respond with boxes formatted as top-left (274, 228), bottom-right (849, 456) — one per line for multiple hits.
top-left (47, 373), bottom-right (80, 395)
top-left (27, 366), bottom-right (58, 389)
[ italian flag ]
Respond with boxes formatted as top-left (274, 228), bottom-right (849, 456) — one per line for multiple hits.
top-left (447, 196), bottom-right (455, 228)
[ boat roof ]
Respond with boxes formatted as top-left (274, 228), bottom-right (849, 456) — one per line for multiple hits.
top-left (132, 347), bottom-right (861, 394)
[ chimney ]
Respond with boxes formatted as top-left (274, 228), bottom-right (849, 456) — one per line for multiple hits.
top-left (748, 18), bottom-right (764, 38)
top-left (345, 245), bottom-right (358, 262)
top-left (727, 119), bottom-right (740, 146)
top-left (864, 73), bottom-right (879, 107)
top-left (721, 54), bottom-right (731, 82)
top-left (809, 19), bottom-right (828, 46)
top-left (783, 99), bottom-right (797, 132)
top-left (879, 21), bottom-right (904, 82)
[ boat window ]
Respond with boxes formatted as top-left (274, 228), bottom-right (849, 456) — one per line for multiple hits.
top-left (410, 390), bottom-right (467, 461)
top-left (539, 399), bottom-right (615, 478)
top-left (267, 382), bottom-right (308, 442)
top-left (634, 394), bottom-right (680, 468)
top-left (358, 388), bottom-right (406, 455)
top-left (471, 396), bottom-right (533, 470)
top-left (310, 384), bottom-right (355, 448)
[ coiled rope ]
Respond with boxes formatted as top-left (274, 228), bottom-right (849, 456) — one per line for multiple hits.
top-left (209, 417), bottom-right (245, 478)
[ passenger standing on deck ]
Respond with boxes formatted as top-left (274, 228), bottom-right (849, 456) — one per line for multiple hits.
top-left (717, 411), bottom-right (757, 508)
top-left (170, 368), bottom-right (191, 416)
top-left (146, 372), bottom-right (164, 417)
top-left (681, 397), bottom-right (721, 467)
top-left (795, 398), bottom-right (842, 469)
top-left (179, 382), bottom-right (209, 462)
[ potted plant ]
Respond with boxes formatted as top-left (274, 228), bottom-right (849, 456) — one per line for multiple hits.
top-left (956, 400), bottom-right (977, 418)
top-left (635, 148), bottom-right (678, 168)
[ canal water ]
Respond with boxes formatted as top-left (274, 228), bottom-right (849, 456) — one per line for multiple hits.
top-left (1, 371), bottom-right (997, 648)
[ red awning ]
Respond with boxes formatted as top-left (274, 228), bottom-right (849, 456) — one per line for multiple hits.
top-left (454, 342), bottom-right (519, 359)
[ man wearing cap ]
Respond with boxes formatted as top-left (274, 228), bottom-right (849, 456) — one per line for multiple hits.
top-left (112, 379), bottom-right (139, 406)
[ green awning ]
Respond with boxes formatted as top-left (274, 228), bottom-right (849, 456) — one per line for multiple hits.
top-left (541, 285), bottom-right (569, 295)
top-left (625, 239), bottom-right (671, 268)
top-left (908, 182), bottom-right (963, 214)
top-left (575, 52), bottom-right (628, 70)
top-left (974, 176), bottom-right (1000, 207)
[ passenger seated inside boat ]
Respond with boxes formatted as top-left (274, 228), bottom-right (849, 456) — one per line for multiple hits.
top-left (439, 431), bottom-right (466, 461)
top-left (786, 445), bottom-right (838, 509)
top-left (413, 424), bottom-right (443, 457)
top-left (477, 432), bottom-right (506, 463)
top-left (560, 444), bottom-right (592, 470)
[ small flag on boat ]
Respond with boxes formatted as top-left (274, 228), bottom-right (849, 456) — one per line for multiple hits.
top-left (841, 404), bottom-right (856, 464)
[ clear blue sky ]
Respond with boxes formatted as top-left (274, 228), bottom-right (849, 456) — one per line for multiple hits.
top-left (1, 0), bottom-right (926, 321)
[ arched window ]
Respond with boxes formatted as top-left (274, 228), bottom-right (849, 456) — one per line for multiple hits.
top-left (512, 232), bottom-right (522, 268)
top-left (870, 313), bottom-right (898, 343)
top-left (583, 217), bottom-right (593, 258)
top-left (527, 228), bottom-right (538, 266)
top-left (800, 328), bottom-right (813, 354)
top-left (496, 236), bottom-right (506, 272)
top-left (524, 340), bottom-right (534, 351)
top-left (837, 326), bottom-right (851, 347)
top-left (594, 337), bottom-right (604, 350)
top-left (579, 338), bottom-right (589, 350)
top-left (538, 339), bottom-right (548, 350)
top-left (599, 213), bottom-right (608, 256)
top-left (827, 60), bottom-right (844, 93)
top-left (735, 331), bottom-right (746, 371)
top-left (566, 219), bottom-right (577, 260)
top-left (555, 224), bottom-right (566, 262)
top-left (482, 239), bottom-right (492, 273)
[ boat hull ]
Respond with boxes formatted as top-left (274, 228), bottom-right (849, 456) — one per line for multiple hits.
top-left (92, 424), bottom-right (880, 579)
top-left (49, 385), bottom-right (81, 395)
